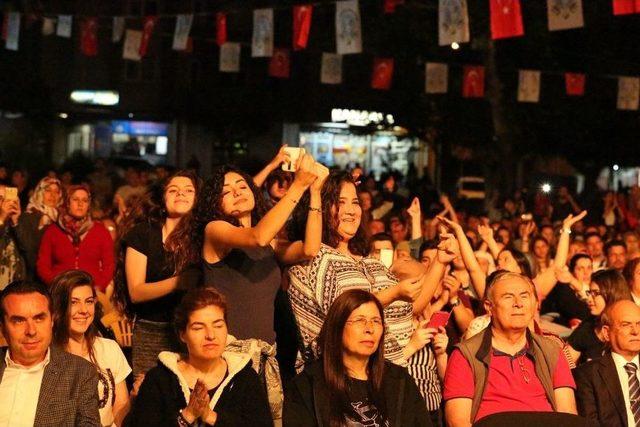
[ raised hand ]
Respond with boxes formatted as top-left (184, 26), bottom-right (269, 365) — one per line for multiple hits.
top-left (293, 154), bottom-right (319, 188)
top-left (442, 274), bottom-right (462, 297)
top-left (408, 320), bottom-right (437, 353)
top-left (437, 215), bottom-right (462, 233)
top-left (521, 221), bottom-right (536, 238)
top-left (184, 379), bottom-right (210, 420)
top-left (407, 197), bottom-right (421, 219)
top-left (477, 224), bottom-right (494, 242)
top-left (396, 274), bottom-right (425, 302)
top-left (432, 326), bottom-right (449, 356)
top-left (562, 210), bottom-right (587, 230)
top-left (310, 162), bottom-right (330, 193)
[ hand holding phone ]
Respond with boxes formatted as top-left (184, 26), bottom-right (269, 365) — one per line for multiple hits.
top-left (4, 187), bottom-right (18, 201)
top-left (282, 147), bottom-right (306, 172)
top-left (427, 311), bottom-right (451, 329)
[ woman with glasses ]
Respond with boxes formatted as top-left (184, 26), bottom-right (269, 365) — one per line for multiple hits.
top-left (566, 269), bottom-right (632, 365)
top-left (284, 289), bottom-right (431, 426)
top-left (50, 270), bottom-right (132, 427)
top-left (37, 184), bottom-right (114, 291)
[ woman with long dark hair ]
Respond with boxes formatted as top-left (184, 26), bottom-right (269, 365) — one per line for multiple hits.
top-left (284, 289), bottom-right (431, 426)
top-left (50, 270), bottom-right (131, 426)
top-left (195, 154), bottom-right (326, 343)
top-left (112, 170), bottom-right (201, 375)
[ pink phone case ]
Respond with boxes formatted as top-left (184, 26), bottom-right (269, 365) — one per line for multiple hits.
top-left (427, 311), bottom-right (450, 329)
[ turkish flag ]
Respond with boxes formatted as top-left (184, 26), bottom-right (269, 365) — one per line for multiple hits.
top-left (384, 0), bottom-right (405, 14)
top-left (565, 73), bottom-right (585, 96)
top-left (140, 16), bottom-right (157, 57)
top-left (462, 65), bottom-right (485, 98)
top-left (80, 18), bottom-right (98, 56)
top-left (613, 0), bottom-right (636, 14)
top-left (216, 12), bottom-right (227, 46)
top-left (490, 0), bottom-right (524, 39)
top-left (269, 48), bottom-right (290, 78)
top-left (293, 5), bottom-right (312, 50)
top-left (371, 58), bottom-right (394, 90)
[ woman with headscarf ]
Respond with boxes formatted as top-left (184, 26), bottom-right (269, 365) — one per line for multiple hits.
top-left (14, 177), bottom-right (63, 277)
top-left (37, 184), bottom-right (115, 291)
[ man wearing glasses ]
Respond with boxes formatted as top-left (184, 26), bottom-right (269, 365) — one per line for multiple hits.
top-left (442, 271), bottom-right (577, 426)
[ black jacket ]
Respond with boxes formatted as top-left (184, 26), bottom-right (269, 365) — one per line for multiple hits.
top-left (574, 352), bottom-right (628, 427)
top-left (283, 360), bottom-right (432, 427)
top-left (129, 353), bottom-right (273, 427)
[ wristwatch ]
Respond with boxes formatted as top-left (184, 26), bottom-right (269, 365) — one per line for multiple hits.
top-left (450, 298), bottom-right (461, 308)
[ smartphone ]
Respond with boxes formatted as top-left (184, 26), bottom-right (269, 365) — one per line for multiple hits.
top-left (426, 311), bottom-right (451, 329)
top-left (521, 213), bottom-right (533, 222)
top-left (380, 248), bottom-right (394, 269)
top-left (282, 147), bottom-right (306, 172)
top-left (4, 187), bottom-right (18, 201)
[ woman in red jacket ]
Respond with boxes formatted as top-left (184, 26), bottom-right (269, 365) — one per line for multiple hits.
top-left (37, 184), bottom-right (114, 291)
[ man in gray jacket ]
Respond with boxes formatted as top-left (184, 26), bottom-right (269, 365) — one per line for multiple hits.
top-left (0, 280), bottom-right (99, 426)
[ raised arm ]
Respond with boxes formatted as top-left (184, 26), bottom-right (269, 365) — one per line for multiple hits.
top-left (440, 194), bottom-right (459, 224)
top-left (253, 144), bottom-right (290, 188)
top-left (477, 224), bottom-right (500, 260)
top-left (407, 197), bottom-right (422, 241)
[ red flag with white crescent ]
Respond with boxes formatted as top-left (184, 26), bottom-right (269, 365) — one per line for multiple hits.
top-left (293, 5), bottom-right (313, 50)
top-left (80, 17), bottom-right (98, 56)
top-left (371, 58), bottom-right (394, 90)
top-left (490, 0), bottom-right (524, 39)
top-left (216, 12), bottom-right (227, 46)
top-left (139, 16), bottom-right (157, 57)
top-left (565, 73), bottom-right (585, 96)
top-left (462, 65), bottom-right (485, 98)
top-left (269, 48), bottom-right (291, 78)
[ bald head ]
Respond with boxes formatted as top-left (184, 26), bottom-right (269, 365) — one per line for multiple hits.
top-left (602, 300), bottom-right (640, 359)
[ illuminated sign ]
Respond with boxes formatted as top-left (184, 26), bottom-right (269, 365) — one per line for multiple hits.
top-left (331, 108), bottom-right (394, 126)
top-left (70, 90), bottom-right (120, 106)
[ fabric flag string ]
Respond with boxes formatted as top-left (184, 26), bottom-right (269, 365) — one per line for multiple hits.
top-left (112, 17), bottom-right (125, 43)
top-left (172, 14), bottom-right (193, 51)
top-left (547, 0), bottom-right (584, 31)
top-left (216, 12), bottom-right (227, 47)
top-left (336, 0), bottom-right (362, 55)
top-left (56, 15), bottom-right (72, 38)
top-left (617, 76), bottom-right (640, 110)
top-left (517, 69), bottom-right (541, 103)
top-left (269, 48), bottom-right (291, 78)
top-left (5, 12), bottom-right (20, 51)
top-left (462, 65), bottom-right (485, 98)
top-left (321, 52), bottom-right (342, 84)
top-left (80, 17), bottom-right (98, 56)
top-left (490, 0), bottom-right (524, 39)
top-left (425, 62), bottom-right (448, 94)
top-left (438, 0), bottom-right (470, 46)
top-left (612, 0), bottom-right (637, 15)
top-left (252, 8), bottom-right (274, 57)
top-left (140, 16), bottom-right (157, 57)
top-left (292, 5), bottom-right (312, 51)
top-left (219, 42), bottom-right (241, 72)
top-left (371, 58), bottom-right (394, 90)
top-left (565, 72), bottom-right (585, 96)
top-left (123, 29), bottom-right (142, 61)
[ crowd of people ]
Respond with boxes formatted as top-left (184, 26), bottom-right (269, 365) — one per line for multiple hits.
top-left (1, 148), bottom-right (640, 426)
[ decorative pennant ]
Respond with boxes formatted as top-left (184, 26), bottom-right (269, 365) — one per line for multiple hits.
top-left (425, 62), bottom-right (448, 94)
top-left (517, 70), bottom-right (541, 103)
top-left (293, 5), bottom-right (313, 51)
top-left (140, 16), bottom-right (157, 57)
top-left (371, 58), bottom-right (394, 90)
top-left (112, 17), bottom-right (125, 43)
top-left (547, 0), bottom-right (584, 31)
top-left (252, 8), bottom-right (274, 57)
top-left (5, 12), bottom-right (20, 51)
top-left (269, 48), bottom-right (291, 78)
top-left (216, 12), bottom-right (227, 46)
top-left (490, 0), bottom-right (524, 40)
top-left (219, 42), bottom-right (241, 72)
top-left (336, 0), bottom-right (362, 55)
top-left (565, 72), bottom-right (585, 96)
top-left (321, 52), bottom-right (342, 84)
top-left (384, 0), bottom-right (405, 14)
top-left (438, 0), bottom-right (470, 46)
top-left (56, 15), bottom-right (72, 38)
top-left (123, 29), bottom-right (142, 61)
top-left (42, 17), bottom-right (56, 36)
top-left (80, 18), bottom-right (98, 57)
top-left (172, 14), bottom-right (193, 51)
top-left (612, 0), bottom-right (637, 15)
top-left (617, 76), bottom-right (640, 110)
top-left (462, 65), bottom-right (485, 98)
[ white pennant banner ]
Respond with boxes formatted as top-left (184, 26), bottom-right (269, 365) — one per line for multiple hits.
top-left (438, 0), bottom-right (470, 46)
top-left (56, 15), bottom-right (72, 38)
top-left (252, 9), bottom-right (273, 57)
top-left (618, 77), bottom-right (640, 111)
top-left (321, 53), bottom-right (342, 84)
top-left (172, 14), bottom-right (193, 51)
top-left (122, 30), bottom-right (142, 61)
top-left (336, 0), bottom-right (362, 55)
top-left (220, 42), bottom-right (241, 72)
top-left (5, 12), bottom-right (20, 51)
top-left (112, 17), bottom-right (125, 43)
top-left (547, 0), bottom-right (584, 31)
top-left (517, 70), bottom-right (541, 103)
top-left (425, 62), bottom-right (448, 94)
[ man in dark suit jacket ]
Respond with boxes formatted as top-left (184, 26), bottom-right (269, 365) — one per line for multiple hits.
top-left (0, 280), bottom-right (100, 426)
top-left (574, 300), bottom-right (640, 427)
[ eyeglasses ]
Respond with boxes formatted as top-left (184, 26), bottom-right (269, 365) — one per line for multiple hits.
top-left (345, 317), bottom-right (383, 329)
top-left (585, 289), bottom-right (602, 298)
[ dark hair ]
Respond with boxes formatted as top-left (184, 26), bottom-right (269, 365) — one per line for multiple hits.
top-left (49, 270), bottom-right (101, 366)
top-left (317, 290), bottom-right (386, 427)
top-left (584, 232), bottom-right (602, 242)
top-left (591, 269), bottom-right (631, 306)
top-left (321, 171), bottom-right (369, 256)
top-left (605, 240), bottom-right (627, 256)
top-left (113, 170), bottom-right (201, 318)
top-left (498, 248), bottom-right (533, 278)
top-left (0, 280), bottom-right (52, 322)
top-left (264, 169), bottom-right (293, 191)
top-left (370, 233), bottom-right (393, 245)
top-left (569, 253), bottom-right (592, 274)
top-left (623, 258), bottom-right (640, 288)
top-left (418, 239), bottom-right (439, 255)
top-left (174, 287), bottom-right (227, 335)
